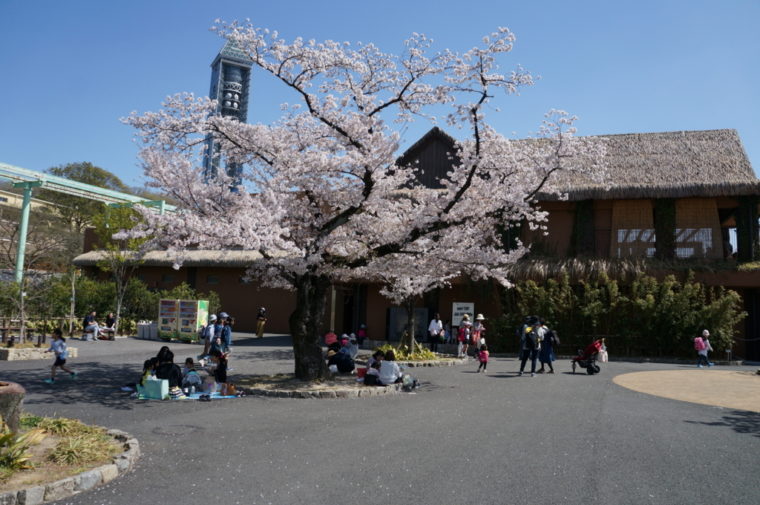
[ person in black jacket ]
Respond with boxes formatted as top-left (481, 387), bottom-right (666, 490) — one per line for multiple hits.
top-left (155, 349), bottom-right (182, 389)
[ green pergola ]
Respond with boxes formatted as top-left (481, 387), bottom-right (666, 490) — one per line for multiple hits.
top-left (0, 162), bottom-right (175, 283)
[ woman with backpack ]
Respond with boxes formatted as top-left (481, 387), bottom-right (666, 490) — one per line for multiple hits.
top-left (694, 329), bottom-right (714, 367)
top-left (537, 320), bottom-right (558, 374)
top-left (518, 315), bottom-right (542, 377)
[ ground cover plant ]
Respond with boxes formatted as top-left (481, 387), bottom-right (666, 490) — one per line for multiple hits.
top-left (0, 414), bottom-right (121, 492)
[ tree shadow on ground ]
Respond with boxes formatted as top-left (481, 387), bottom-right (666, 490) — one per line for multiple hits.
top-left (11, 361), bottom-right (152, 411)
top-left (685, 410), bottom-right (760, 438)
top-left (232, 334), bottom-right (292, 348)
top-left (230, 349), bottom-right (295, 362)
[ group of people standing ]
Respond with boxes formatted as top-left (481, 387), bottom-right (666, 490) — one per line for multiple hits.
top-left (199, 311), bottom-right (236, 358)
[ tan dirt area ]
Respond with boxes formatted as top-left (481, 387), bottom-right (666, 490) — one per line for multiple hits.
top-left (613, 369), bottom-right (760, 413)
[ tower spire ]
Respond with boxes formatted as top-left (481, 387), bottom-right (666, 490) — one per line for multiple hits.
top-left (202, 40), bottom-right (253, 184)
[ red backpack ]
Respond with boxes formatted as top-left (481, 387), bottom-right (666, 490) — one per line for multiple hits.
top-left (694, 337), bottom-right (706, 351)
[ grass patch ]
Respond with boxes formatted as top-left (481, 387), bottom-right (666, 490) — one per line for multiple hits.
top-left (0, 414), bottom-right (121, 491)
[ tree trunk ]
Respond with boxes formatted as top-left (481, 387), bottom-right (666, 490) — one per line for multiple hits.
top-left (289, 274), bottom-right (330, 380)
top-left (400, 298), bottom-right (418, 350)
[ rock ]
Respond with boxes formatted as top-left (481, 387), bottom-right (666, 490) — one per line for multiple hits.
top-left (76, 469), bottom-right (102, 491)
top-left (0, 491), bottom-right (17, 505)
top-left (44, 477), bottom-right (76, 502)
top-left (99, 464), bottom-right (119, 483)
top-left (16, 485), bottom-right (44, 505)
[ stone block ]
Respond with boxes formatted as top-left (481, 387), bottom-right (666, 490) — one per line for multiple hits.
top-left (99, 464), bottom-right (119, 483)
top-left (76, 469), bottom-right (102, 491)
top-left (319, 390), bottom-right (337, 399)
top-left (16, 485), bottom-right (44, 505)
top-left (0, 491), bottom-right (17, 505)
top-left (44, 477), bottom-right (76, 502)
top-left (114, 455), bottom-right (130, 472)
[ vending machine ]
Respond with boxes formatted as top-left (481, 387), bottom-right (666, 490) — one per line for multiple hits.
top-left (177, 299), bottom-right (209, 342)
top-left (158, 299), bottom-right (179, 340)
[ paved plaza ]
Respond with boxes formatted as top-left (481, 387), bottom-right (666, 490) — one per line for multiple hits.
top-left (3, 334), bottom-right (759, 505)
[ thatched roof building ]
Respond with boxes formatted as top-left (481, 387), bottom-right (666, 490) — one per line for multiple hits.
top-left (544, 129), bottom-right (759, 201)
top-left (404, 127), bottom-right (759, 200)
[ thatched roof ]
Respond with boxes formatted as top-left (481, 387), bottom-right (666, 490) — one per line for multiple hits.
top-left (403, 127), bottom-right (758, 201)
top-left (72, 250), bottom-right (266, 268)
top-left (544, 129), bottom-right (759, 201)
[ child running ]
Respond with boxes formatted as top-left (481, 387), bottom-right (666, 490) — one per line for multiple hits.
top-left (45, 328), bottom-right (76, 383)
top-left (477, 344), bottom-right (489, 373)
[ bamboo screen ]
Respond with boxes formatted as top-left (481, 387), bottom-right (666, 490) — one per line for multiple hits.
top-left (675, 198), bottom-right (722, 258)
top-left (610, 200), bottom-right (655, 258)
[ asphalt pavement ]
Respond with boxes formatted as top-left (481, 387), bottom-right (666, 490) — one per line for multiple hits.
top-left (2, 334), bottom-right (758, 505)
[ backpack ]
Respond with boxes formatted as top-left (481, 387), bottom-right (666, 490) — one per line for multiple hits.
top-left (546, 329), bottom-right (560, 346)
top-left (694, 337), bottom-right (706, 351)
top-left (525, 326), bottom-right (538, 350)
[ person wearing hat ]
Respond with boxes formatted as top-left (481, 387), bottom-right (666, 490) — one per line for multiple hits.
top-left (255, 307), bottom-right (267, 338)
top-left (199, 314), bottom-right (217, 358)
top-left (457, 314), bottom-right (472, 358)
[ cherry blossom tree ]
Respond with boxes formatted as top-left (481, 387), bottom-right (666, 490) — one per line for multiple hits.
top-left (125, 22), bottom-right (606, 380)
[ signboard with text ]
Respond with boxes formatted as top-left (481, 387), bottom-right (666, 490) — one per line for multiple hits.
top-left (452, 302), bottom-right (474, 326)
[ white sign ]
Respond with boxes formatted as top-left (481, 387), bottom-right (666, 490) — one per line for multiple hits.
top-left (452, 302), bottom-right (474, 325)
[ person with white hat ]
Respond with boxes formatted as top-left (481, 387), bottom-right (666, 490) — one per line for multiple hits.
top-left (472, 314), bottom-right (487, 353)
top-left (457, 314), bottom-right (472, 358)
top-left (199, 314), bottom-right (217, 358)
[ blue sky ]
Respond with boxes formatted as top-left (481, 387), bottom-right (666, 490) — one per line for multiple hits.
top-left (1, 0), bottom-right (758, 186)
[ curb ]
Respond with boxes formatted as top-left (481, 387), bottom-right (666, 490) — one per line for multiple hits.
top-left (0, 428), bottom-right (140, 505)
top-left (398, 358), bottom-right (467, 367)
top-left (245, 383), bottom-right (403, 399)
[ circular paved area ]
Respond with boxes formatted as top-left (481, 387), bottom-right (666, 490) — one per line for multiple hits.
top-left (2, 334), bottom-right (759, 505)
top-left (614, 369), bottom-right (760, 413)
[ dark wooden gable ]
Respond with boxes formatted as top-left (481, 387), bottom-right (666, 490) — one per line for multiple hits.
top-left (398, 127), bottom-right (459, 189)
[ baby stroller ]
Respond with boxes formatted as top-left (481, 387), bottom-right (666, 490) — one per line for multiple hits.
top-left (572, 339), bottom-right (603, 375)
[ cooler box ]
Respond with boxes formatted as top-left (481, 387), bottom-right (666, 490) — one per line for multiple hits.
top-left (137, 378), bottom-right (169, 400)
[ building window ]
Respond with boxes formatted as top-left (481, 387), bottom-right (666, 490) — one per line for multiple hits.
top-left (206, 275), bottom-right (220, 285)
top-left (611, 200), bottom-right (655, 258)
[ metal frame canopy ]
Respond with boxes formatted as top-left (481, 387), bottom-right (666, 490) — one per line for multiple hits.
top-left (0, 162), bottom-right (176, 282)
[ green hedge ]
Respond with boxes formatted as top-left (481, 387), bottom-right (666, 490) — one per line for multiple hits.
top-left (490, 273), bottom-right (745, 358)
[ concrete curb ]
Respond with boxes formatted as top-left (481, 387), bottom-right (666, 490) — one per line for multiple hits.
top-left (398, 357), bottom-right (468, 367)
top-left (241, 358), bottom-right (464, 399)
top-left (245, 383), bottom-right (403, 399)
top-left (0, 428), bottom-right (140, 505)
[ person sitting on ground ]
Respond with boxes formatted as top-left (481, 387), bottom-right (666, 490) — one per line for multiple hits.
top-left (140, 357), bottom-right (158, 387)
top-left (378, 349), bottom-right (403, 385)
top-left (182, 357), bottom-right (203, 391)
top-left (155, 349), bottom-right (183, 389)
top-left (327, 349), bottom-right (355, 373)
top-left (324, 330), bottom-right (338, 347)
top-left (339, 334), bottom-right (359, 359)
top-left (82, 311), bottom-right (102, 341)
top-left (364, 360), bottom-right (382, 386)
top-left (339, 333), bottom-right (350, 347)
top-left (367, 350), bottom-right (384, 369)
